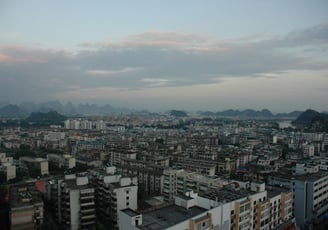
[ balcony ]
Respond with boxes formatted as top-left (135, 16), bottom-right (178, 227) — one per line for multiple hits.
top-left (81, 201), bottom-right (95, 207)
top-left (80, 214), bottom-right (96, 220)
top-left (80, 195), bottom-right (94, 200)
top-left (80, 208), bottom-right (95, 214)
top-left (80, 220), bottom-right (96, 226)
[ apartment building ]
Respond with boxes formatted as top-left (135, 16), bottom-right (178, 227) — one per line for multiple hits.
top-left (0, 152), bottom-right (16, 181)
top-left (20, 157), bottom-right (49, 175)
top-left (117, 164), bottom-right (164, 195)
top-left (119, 183), bottom-right (294, 230)
top-left (47, 153), bottom-right (76, 169)
top-left (173, 158), bottom-right (216, 176)
top-left (268, 171), bottom-right (328, 227)
top-left (163, 168), bottom-right (226, 202)
top-left (10, 183), bottom-right (44, 230)
top-left (93, 166), bottom-right (138, 225)
top-left (45, 174), bottom-right (96, 230)
top-left (64, 119), bottom-right (106, 130)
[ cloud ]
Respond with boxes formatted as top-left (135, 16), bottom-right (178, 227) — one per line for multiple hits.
top-left (285, 24), bottom-right (328, 45)
top-left (0, 45), bottom-right (72, 65)
top-left (140, 78), bottom-right (170, 87)
top-left (79, 31), bottom-right (211, 50)
top-left (0, 25), bottom-right (328, 104)
top-left (85, 67), bottom-right (142, 76)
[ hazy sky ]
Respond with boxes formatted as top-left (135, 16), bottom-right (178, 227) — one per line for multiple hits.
top-left (1, 0), bottom-right (328, 112)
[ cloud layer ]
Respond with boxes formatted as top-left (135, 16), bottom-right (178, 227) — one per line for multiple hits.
top-left (0, 24), bottom-right (328, 110)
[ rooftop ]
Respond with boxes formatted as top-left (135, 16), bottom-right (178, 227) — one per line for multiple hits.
top-left (266, 185), bottom-right (291, 198)
top-left (63, 178), bottom-right (93, 190)
top-left (10, 183), bottom-right (43, 209)
top-left (122, 208), bottom-right (140, 217)
top-left (199, 188), bottom-right (257, 203)
top-left (269, 171), bottom-right (328, 182)
top-left (138, 205), bottom-right (206, 230)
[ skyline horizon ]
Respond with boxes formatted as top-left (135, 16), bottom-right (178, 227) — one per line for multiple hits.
top-left (0, 99), bottom-right (325, 114)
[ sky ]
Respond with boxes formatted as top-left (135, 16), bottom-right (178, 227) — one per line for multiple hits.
top-left (1, 0), bottom-right (328, 112)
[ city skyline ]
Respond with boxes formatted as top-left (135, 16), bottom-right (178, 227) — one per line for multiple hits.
top-left (1, 1), bottom-right (328, 112)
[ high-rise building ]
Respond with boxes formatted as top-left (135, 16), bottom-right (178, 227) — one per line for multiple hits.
top-left (93, 166), bottom-right (138, 225)
top-left (45, 174), bottom-right (96, 230)
top-left (268, 171), bottom-right (328, 227)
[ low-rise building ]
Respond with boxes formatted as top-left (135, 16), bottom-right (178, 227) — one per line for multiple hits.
top-left (47, 153), bottom-right (76, 169)
top-left (0, 152), bottom-right (16, 181)
top-left (20, 157), bottom-right (49, 176)
top-left (163, 168), bottom-right (226, 202)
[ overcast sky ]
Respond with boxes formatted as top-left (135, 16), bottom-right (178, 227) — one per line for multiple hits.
top-left (1, 0), bottom-right (328, 112)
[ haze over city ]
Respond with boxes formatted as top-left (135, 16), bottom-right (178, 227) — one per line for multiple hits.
top-left (1, 0), bottom-right (328, 112)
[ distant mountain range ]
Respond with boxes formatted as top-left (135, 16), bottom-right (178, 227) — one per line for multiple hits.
top-left (0, 101), bottom-right (322, 120)
top-left (198, 109), bottom-right (302, 118)
top-left (292, 109), bottom-right (328, 132)
top-left (0, 101), bottom-right (132, 118)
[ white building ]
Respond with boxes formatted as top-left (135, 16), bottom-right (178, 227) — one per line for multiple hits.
top-left (93, 166), bottom-right (138, 225)
top-left (47, 154), bottom-right (76, 169)
top-left (302, 144), bottom-right (315, 157)
top-left (0, 153), bottom-right (16, 181)
top-left (269, 172), bottom-right (328, 227)
top-left (119, 182), bottom-right (294, 230)
top-left (64, 119), bottom-right (107, 130)
top-left (292, 163), bottom-right (319, 175)
top-left (163, 168), bottom-right (226, 202)
top-left (43, 132), bottom-right (66, 141)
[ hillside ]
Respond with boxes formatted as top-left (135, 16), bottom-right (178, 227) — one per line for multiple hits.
top-left (292, 109), bottom-right (328, 132)
top-left (25, 111), bottom-right (66, 125)
top-left (310, 113), bottom-right (328, 132)
top-left (169, 110), bottom-right (188, 117)
top-left (292, 109), bottom-right (320, 127)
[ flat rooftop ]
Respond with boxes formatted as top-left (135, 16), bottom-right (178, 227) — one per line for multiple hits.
top-left (138, 205), bottom-right (206, 230)
top-left (269, 171), bottom-right (328, 182)
top-left (199, 188), bottom-right (257, 203)
top-left (64, 178), bottom-right (93, 190)
top-left (10, 183), bottom-right (43, 209)
top-left (266, 185), bottom-right (291, 198)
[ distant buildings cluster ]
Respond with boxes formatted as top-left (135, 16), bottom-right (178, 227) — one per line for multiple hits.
top-left (1, 114), bottom-right (328, 229)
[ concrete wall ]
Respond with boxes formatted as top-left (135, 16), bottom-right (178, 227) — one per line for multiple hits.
top-left (6, 165), bottom-right (16, 180)
top-left (294, 180), bottom-right (306, 226)
top-left (40, 161), bottom-right (49, 175)
top-left (115, 185), bottom-right (138, 219)
top-left (118, 211), bottom-right (139, 230)
top-left (70, 190), bottom-right (80, 230)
